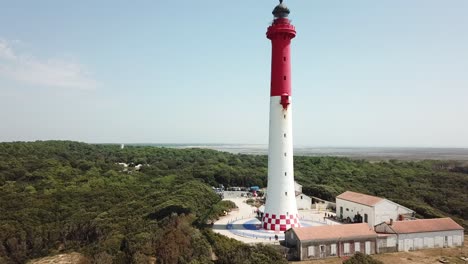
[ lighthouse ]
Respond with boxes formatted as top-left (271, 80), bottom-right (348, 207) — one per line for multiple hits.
top-left (262, 0), bottom-right (300, 231)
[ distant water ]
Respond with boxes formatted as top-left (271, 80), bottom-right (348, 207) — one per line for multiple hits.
top-left (130, 144), bottom-right (468, 161)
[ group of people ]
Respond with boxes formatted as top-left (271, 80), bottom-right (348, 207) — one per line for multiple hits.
top-left (268, 235), bottom-right (279, 241)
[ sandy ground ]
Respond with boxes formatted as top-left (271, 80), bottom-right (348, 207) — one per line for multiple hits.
top-left (27, 253), bottom-right (89, 264)
top-left (212, 196), bottom-right (277, 244)
top-left (292, 236), bottom-right (468, 264)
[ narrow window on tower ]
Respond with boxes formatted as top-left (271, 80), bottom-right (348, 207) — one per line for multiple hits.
top-left (285, 172), bottom-right (287, 176)
top-left (284, 76), bottom-right (287, 80)
top-left (285, 192), bottom-right (287, 196)
top-left (284, 114), bottom-right (286, 119)
top-left (284, 152), bottom-right (287, 157)
top-left (284, 133), bottom-right (286, 138)
top-left (283, 57), bottom-right (286, 62)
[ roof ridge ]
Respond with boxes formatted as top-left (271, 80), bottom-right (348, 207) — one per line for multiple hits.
top-left (389, 218), bottom-right (464, 233)
top-left (336, 191), bottom-right (384, 206)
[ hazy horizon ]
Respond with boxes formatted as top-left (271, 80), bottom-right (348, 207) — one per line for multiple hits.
top-left (3, 139), bottom-right (468, 149)
top-left (3, 140), bottom-right (468, 150)
top-left (129, 143), bottom-right (468, 161)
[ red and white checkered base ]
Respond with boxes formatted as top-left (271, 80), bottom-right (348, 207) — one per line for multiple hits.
top-left (262, 213), bottom-right (300, 231)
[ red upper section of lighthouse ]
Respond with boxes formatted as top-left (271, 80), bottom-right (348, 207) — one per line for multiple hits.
top-left (268, 8), bottom-right (296, 98)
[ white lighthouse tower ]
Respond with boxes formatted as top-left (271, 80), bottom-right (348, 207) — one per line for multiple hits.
top-left (262, 0), bottom-right (300, 231)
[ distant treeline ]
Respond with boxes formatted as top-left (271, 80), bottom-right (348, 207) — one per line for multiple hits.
top-left (0, 141), bottom-right (466, 263)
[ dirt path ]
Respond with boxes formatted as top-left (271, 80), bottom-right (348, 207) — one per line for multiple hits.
top-left (27, 253), bottom-right (88, 264)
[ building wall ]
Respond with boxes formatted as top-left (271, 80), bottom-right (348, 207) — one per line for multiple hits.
top-left (299, 238), bottom-right (377, 260)
top-left (374, 222), bottom-right (394, 233)
top-left (396, 204), bottom-right (414, 216)
top-left (377, 235), bottom-right (398, 253)
top-left (313, 202), bottom-right (327, 211)
top-left (284, 229), bottom-right (298, 247)
top-left (336, 198), bottom-right (413, 228)
top-left (396, 230), bottom-right (464, 251)
top-left (294, 182), bottom-right (302, 194)
top-left (296, 194), bottom-right (312, 210)
top-left (374, 201), bottom-right (412, 225)
top-left (336, 198), bottom-right (375, 227)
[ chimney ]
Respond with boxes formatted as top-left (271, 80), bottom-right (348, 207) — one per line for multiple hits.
top-left (389, 219), bottom-right (393, 225)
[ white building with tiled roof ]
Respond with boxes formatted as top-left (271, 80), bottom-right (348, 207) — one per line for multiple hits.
top-left (285, 223), bottom-right (377, 260)
top-left (336, 191), bottom-right (414, 228)
top-left (375, 218), bottom-right (464, 252)
top-left (296, 193), bottom-right (312, 210)
top-left (294, 182), bottom-right (312, 210)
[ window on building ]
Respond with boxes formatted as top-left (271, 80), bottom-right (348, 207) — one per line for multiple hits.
top-left (285, 192), bottom-right (287, 196)
top-left (330, 244), bottom-right (337, 256)
top-left (355, 242), bottom-right (360, 252)
top-left (308, 246), bottom-right (315, 257)
top-left (365, 241), bottom-right (371, 254)
top-left (284, 76), bottom-right (287, 80)
top-left (344, 243), bottom-right (350, 255)
top-left (285, 172), bottom-right (287, 176)
top-left (284, 133), bottom-right (286, 138)
top-left (283, 57), bottom-right (286, 62)
top-left (364, 214), bottom-right (368, 223)
top-left (284, 152), bottom-right (287, 157)
top-left (346, 208), bottom-right (349, 211)
top-left (301, 195), bottom-right (303, 199)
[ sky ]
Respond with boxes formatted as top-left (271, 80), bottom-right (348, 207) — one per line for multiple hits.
top-left (1, 0), bottom-right (467, 147)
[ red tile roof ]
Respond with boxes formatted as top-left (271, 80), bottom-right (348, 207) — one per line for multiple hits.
top-left (386, 218), bottom-right (463, 234)
top-left (291, 223), bottom-right (377, 241)
top-left (336, 191), bottom-right (383, 206)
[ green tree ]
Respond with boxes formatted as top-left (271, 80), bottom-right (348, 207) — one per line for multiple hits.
top-left (343, 252), bottom-right (383, 264)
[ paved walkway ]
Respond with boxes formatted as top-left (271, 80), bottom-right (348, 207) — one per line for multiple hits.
top-left (212, 195), bottom-right (338, 244)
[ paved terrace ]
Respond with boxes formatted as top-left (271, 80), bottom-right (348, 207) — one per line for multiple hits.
top-left (212, 192), bottom-right (340, 244)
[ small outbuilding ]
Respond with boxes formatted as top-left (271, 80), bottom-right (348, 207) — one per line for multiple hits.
top-left (293, 181), bottom-right (312, 209)
top-left (375, 218), bottom-right (464, 252)
top-left (296, 193), bottom-right (312, 210)
top-left (336, 191), bottom-right (414, 228)
top-left (284, 223), bottom-right (377, 261)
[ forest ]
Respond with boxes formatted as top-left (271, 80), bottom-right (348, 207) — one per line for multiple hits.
top-left (0, 141), bottom-right (467, 263)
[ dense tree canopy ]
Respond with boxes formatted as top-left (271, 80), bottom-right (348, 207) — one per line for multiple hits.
top-left (0, 141), bottom-right (280, 263)
top-left (0, 141), bottom-right (466, 263)
top-left (294, 156), bottom-right (468, 226)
